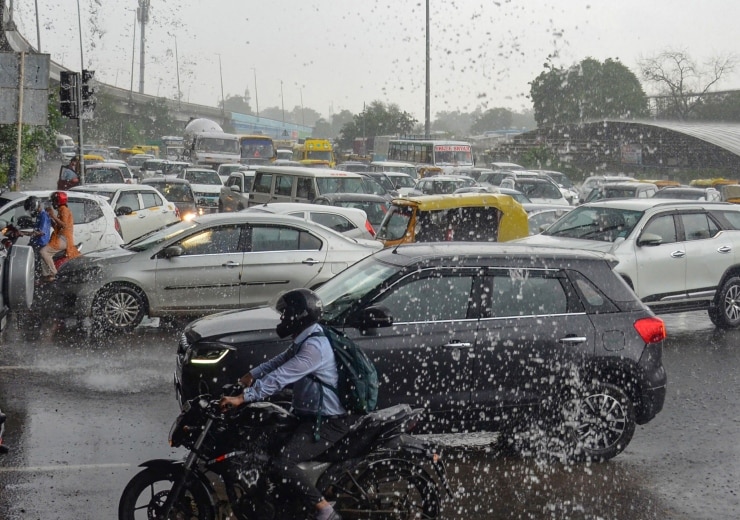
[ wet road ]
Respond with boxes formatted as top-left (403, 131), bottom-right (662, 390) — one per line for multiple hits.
top-left (0, 311), bottom-right (738, 519)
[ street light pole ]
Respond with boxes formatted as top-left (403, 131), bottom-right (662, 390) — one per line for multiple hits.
top-left (174, 35), bottom-right (181, 110)
top-left (251, 67), bottom-right (259, 119)
top-left (129, 8), bottom-right (136, 107)
top-left (218, 54), bottom-right (225, 120)
top-left (280, 80), bottom-right (285, 125)
top-left (75, 0), bottom-right (85, 182)
top-left (137, 0), bottom-right (149, 94)
top-left (34, 0), bottom-right (40, 51)
top-left (425, 0), bottom-right (430, 138)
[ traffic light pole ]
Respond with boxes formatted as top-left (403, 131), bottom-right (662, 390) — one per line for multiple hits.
top-left (76, 72), bottom-right (84, 184)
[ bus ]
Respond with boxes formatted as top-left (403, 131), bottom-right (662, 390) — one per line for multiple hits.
top-left (238, 135), bottom-right (277, 165)
top-left (292, 138), bottom-right (336, 167)
top-left (386, 137), bottom-right (473, 174)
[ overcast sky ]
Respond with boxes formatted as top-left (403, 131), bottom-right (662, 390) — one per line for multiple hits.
top-left (10, 0), bottom-right (740, 121)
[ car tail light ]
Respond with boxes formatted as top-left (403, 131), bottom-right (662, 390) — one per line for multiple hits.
top-left (633, 317), bottom-right (666, 344)
top-left (114, 217), bottom-right (123, 237)
top-left (365, 219), bottom-right (376, 237)
top-left (175, 207), bottom-right (181, 220)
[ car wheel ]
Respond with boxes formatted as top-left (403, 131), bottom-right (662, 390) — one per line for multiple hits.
top-left (709, 276), bottom-right (740, 329)
top-left (92, 284), bottom-right (147, 333)
top-left (556, 382), bottom-right (635, 462)
top-left (218, 201), bottom-right (224, 212)
top-left (5, 245), bottom-right (34, 311)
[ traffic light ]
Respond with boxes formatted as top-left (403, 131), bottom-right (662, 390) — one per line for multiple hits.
top-left (59, 71), bottom-right (79, 119)
top-left (81, 69), bottom-right (96, 113)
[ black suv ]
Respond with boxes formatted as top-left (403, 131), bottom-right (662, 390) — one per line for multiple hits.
top-left (175, 243), bottom-right (667, 461)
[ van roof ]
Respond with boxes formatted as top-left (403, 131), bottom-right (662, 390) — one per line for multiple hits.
top-left (254, 165), bottom-right (363, 178)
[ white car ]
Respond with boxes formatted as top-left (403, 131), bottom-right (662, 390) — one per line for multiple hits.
top-left (244, 202), bottom-right (375, 239)
top-left (0, 190), bottom-right (124, 253)
top-left (518, 198), bottom-right (740, 328)
top-left (52, 212), bottom-right (383, 332)
top-left (179, 168), bottom-right (223, 213)
top-left (71, 184), bottom-right (180, 243)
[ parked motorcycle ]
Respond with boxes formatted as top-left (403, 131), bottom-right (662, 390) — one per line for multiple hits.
top-left (118, 389), bottom-right (450, 519)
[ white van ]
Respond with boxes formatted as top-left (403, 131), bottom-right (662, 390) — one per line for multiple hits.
top-left (248, 166), bottom-right (369, 206)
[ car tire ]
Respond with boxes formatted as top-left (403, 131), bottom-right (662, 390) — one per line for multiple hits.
top-left (218, 201), bottom-right (224, 213)
top-left (709, 276), bottom-right (740, 329)
top-left (555, 381), bottom-right (635, 462)
top-left (92, 284), bottom-right (147, 333)
top-left (5, 245), bottom-right (34, 311)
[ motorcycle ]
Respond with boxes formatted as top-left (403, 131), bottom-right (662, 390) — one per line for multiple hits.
top-left (1, 221), bottom-right (73, 275)
top-left (118, 389), bottom-right (450, 520)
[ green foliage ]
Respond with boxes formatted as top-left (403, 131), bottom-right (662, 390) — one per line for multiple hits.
top-left (690, 92), bottom-right (740, 122)
top-left (337, 101), bottom-right (417, 149)
top-left (470, 108), bottom-right (514, 134)
top-left (530, 58), bottom-right (649, 127)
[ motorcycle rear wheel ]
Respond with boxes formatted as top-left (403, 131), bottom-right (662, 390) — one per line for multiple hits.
top-left (333, 459), bottom-right (441, 519)
top-left (118, 467), bottom-right (214, 520)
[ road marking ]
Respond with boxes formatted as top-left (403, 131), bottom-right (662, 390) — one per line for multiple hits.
top-left (0, 463), bottom-right (131, 473)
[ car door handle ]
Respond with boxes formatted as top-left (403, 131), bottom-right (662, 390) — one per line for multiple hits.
top-left (718, 245), bottom-right (732, 254)
top-left (302, 258), bottom-right (320, 265)
top-left (558, 336), bottom-right (588, 344)
top-left (670, 250), bottom-right (685, 258)
top-left (442, 341), bottom-right (473, 349)
top-left (222, 261), bottom-right (240, 267)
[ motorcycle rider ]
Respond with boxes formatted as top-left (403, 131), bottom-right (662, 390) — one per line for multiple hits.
top-left (39, 191), bottom-right (80, 282)
top-left (22, 196), bottom-right (52, 249)
top-left (220, 288), bottom-right (348, 520)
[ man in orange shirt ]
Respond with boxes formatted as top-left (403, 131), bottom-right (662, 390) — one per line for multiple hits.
top-left (39, 191), bottom-right (80, 282)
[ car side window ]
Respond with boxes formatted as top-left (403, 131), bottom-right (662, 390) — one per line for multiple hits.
top-left (680, 212), bottom-right (719, 240)
top-left (309, 212), bottom-right (356, 233)
top-left (252, 173), bottom-right (272, 194)
top-left (641, 214), bottom-right (677, 244)
top-left (375, 272), bottom-right (475, 323)
top-left (484, 269), bottom-right (568, 317)
top-left (711, 210), bottom-right (740, 230)
top-left (275, 175), bottom-right (294, 196)
top-left (141, 192), bottom-right (162, 209)
top-left (296, 178), bottom-right (315, 199)
top-left (117, 192), bottom-right (141, 211)
top-left (226, 176), bottom-right (238, 188)
top-left (250, 225), bottom-right (321, 252)
top-left (177, 225), bottom-right (242, 256)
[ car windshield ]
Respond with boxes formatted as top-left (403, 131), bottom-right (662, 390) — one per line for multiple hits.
top-left (544, 206), bottom-right (644, 242)
top-left (316, 257), bottom-right (401, 322)
top-left (148, 183), bottom-right (193, 202)
top-left (125, 220), bottom-right (197, 251)
top-left (376, 204), bottom-right (413, 240)
top-left (317, 177), bottom-right (371, 195)
top-left (185, 170), bottom-right (221, 184)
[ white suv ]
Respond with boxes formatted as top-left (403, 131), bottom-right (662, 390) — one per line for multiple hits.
top-left (518, 199), bottom-right (740, 328)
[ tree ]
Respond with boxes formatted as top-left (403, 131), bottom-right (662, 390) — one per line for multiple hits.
top-left (639, 49), bottom-right (737, 120)
top-left (337, 101), bottom-right (417, 150)
top-left (530, 58), bottom-right (649, 127)
top-left (470, 108), bottom-right (514, 134)
top-left (219, 93), bottom-right (251, 114)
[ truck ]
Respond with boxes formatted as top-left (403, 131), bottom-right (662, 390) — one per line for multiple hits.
top-left (183, 118), bottom-right (240, 169)
top-left (161, 136), bottom-right (185, 160)
top-left (293, 138), bottom-right (336, 167)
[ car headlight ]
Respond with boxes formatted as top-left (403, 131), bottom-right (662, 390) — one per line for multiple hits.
top-left (188, 343), bottom-right (233, 365)
top-left (57, 265), bottom-right (102, 285)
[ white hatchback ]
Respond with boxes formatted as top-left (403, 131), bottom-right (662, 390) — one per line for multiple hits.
top-left (72, 184), bottom-right (180, 243)
top-left (179, 168), bottom-right (223, 214)
top-left (0, 190), bottom-right (124, 253)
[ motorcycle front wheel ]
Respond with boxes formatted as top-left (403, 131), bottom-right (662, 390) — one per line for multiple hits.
top-left (333, 458), bottom-right (441, 519)
top-left (118, 467), bottom-right (215, 520)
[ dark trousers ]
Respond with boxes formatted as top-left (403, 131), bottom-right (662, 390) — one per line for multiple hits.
top-left (272, 415), bottom-right (352, 508)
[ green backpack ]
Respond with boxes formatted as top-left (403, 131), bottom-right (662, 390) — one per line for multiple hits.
top-left (307, 325), bottom-right (379, 415)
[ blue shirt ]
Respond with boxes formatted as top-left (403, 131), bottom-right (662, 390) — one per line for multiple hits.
top-left (29, 211), bottom-right (51, 248)
top-left (243, 323), bottom-right (346, 417)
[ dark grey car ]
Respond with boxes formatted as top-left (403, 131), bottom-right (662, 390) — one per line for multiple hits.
top-left (175, 243), bottom-right (667, 462)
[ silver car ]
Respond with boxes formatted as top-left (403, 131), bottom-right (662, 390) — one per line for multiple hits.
top-left (52, 212), bottom-right (382, 332)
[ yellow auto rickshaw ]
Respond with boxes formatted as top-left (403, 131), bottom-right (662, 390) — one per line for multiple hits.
top-left (721, 184), bottom-right (740, 204)
top-left (689, 178), bottom-right (739, 188)
top-left (375, 192), bottom-right (529, 248)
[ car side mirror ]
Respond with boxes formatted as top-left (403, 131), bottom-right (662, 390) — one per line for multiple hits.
top-left (637, 233), bottom-right (663, 247)
top-left (230, 185), bottom-right (241, 193)
top-left (349, 305), bottom-right (394, 330)
top-left (115, 206), bottom-right (133, 216)
top-left (162, 245), bottom-right (184, 258)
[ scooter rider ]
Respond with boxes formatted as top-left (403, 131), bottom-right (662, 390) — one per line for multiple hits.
top-left (220, 288), bottom-right (347, 520)
top-left (22, 196), bottom-right (52, 249)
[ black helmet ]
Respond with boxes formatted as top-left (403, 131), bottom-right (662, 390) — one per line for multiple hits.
top-left (24, 196), bottom-right (41, 215)
top-left (274, 288), bottom-right (323, 338)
